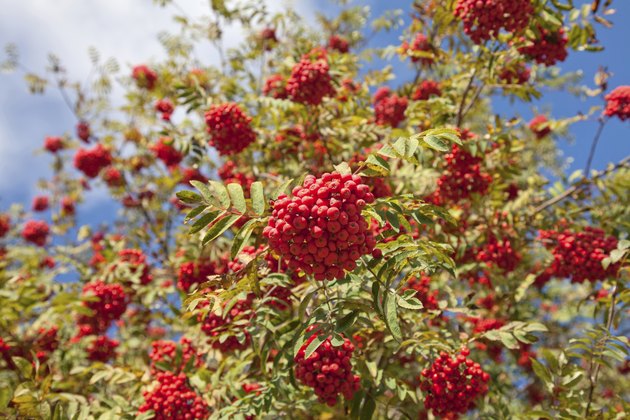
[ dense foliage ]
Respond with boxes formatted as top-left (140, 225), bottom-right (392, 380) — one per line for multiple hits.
top-left (0, 0), bottom-right (629, 418)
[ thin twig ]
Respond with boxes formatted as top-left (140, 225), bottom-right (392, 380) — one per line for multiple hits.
top-left (456, 61), bottom-right (480, 127)
top-left (584, 117), bottom-right (607, 177)
top-left (531, 155), bottom-right (630, 214)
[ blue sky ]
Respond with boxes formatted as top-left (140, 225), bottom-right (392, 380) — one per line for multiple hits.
top-left (0, 0), bottom-right (628, 224)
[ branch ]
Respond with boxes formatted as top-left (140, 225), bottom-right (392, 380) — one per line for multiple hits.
top-left (584, 117), bottom-right (607, 177)
top-left (531, 155), bottom-right (630, 215)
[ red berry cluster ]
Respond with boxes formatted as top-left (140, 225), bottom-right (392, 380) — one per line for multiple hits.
top-left (149, 338), bottom-right (202, 373)
top-left (151, 137), bottom-right (183, 167)
top-left (204, 103), bottom-right (257, 156)
top-left (294, 331), bottom-right (360, 406)
top-left (529, 115), bottom-right (551, 139)
top-left (427, 144), bottom-right (493, 206)
top-left (218, 161), bottom-right (255, 195)
top-left (78, 281), bottom-right (128, 335)
top-left (155, 99), bottom-right (174, 121)
top-left (286, 50), bottom-right (335, 106)
top-left (499, 61), bottom-right (531, 85)
top-left (475, 236), bottom-right (521, 273)
top-left (138, 372), bottom-right (209, 420)
top-left (539, 227), bottom-right (619, 283)
top-left (260, 27), bottom-right (278, 51)
top-left (132, 65), bottom-right (158, 90)
top-left (263, 172), bottom-right (376, 281)
top-left (87, 335), bottom-right (119, 362)
top-left (201, 296), bottom-right (253, 352)
top-left (0, 214), bottom-right (9, 238)
top-left (32, 196), bottom-right (49, 212)
top-left (518, 27), bottom-right (568, 66)
top-left (263, 74), bottom-right (288, 99)
top-left (454, 0), bottom-right (533, 44)
top-left (604, 85), bottom-right (630, 121)
top-left (44, 136), bottom-right (64, 153)
top-left (328, 35), bottom-right (349, 53)
top-left (402, 275), bottom-right (439, 310)
top-left (74, 144), bottom-right (112, 178)
top-left (177, 259), bottom-right (228, 292)
top-left (413, 80), bottom-right (442, 101)
top-left (117, 248), bottom-right (153, 285)
top-left (178, 167), bottom-right (208, 185)
top-left (22, 220), bottom-right (50, 247)
top-left (103, 166), bottom-right (124, 187)
top-left (373, 87), bottom-right (408, 128)
top-left (33, 326), bottom-right (59, 361)
top-left (402, 33), bottom-right (434, 66)
top-left (76, 122), bottom-right (90, 143)
top-left (420, 348), bottom-right (490, 417)
top-left (0, 338), bottom-right (10, 355)
top-left (61, 197), bottom-right (75, 216)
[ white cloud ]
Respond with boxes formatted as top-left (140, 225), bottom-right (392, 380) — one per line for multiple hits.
top-left (0, 0), bottom-right (314, 201)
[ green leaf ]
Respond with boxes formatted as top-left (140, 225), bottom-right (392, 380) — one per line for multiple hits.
top-left (209, 180), bottom-right (231, 209)
top-left (531, 359), bottom-right (552, 385)
top-left (227, 183), bottom-right (246, 213)
top-left (360, 394), bottom-right (376, 420)
top-left (231, 218), bottom-right (259, 258)
top-left (423, 134), bottom-right (450, 152)
top-left (397, 294), bottom-right (424, 310)
top-left (384, 291), bottom-right (402, 342)
top-left (0, 387), bottom-right (12, 409)
top-left (271, 178), bottom-right (294, 200)
top-left (184, 205), bottom-right (206, 222)
top-left (202, 214), bottom-right (241, 245)
top-left (333, 162), bottom-right (352, 175)
top-left (335, 311), bottom-right (358, 333)
top-left (175, 190), bottom-right (202, 204)
top-left (189, 210), bottom-right (221, 234)
top-left (250, 182), bottom-right (266, 216)
top-left (12, 356), bottom-right (32, 378)
top-left (304, 335), bottom-right (327, 360)
top-left (364, 154), bottom-right (390, 176)
top-left (190, 180), bottom-right (213, 203)
top-left (515, 274), bottom-right (536, 302)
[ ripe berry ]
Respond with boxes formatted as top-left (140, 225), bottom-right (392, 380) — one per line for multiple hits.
top-left (426, 143), bottom-right (492, 205)
top-left (263, 172), bottom-right (376, 281)
top-left (132, 65), bottom-right (158, 90)
top-left (420, 348), bottom-right (490, 417)
top-left (402, 33), bottom-right (434, 66)
top-left (155, 99), bottom-right (175, 121)
top-left (604, 86), bottom-right (630, 121)
top-left (518, 27), bottom-right (568, 66)
top-left (373, 87), bottom-right (408, 128)
top-left (61, 196), bottom-right (75, 216)
top-left (179, 167), bottom-right (208, 185)
top-left (402, 275), bottom-right (439, 310)
top-left (32, 196), bottom-right (49, 212)
top-left (117, 248), bottom-right (153, 285)
top-left (201, 296), bottom-right (253, 352)
top-left (44, 136), bottom-right (64, 153)
top-left (22, 220), bottom-right (49, 246)
top-left (77, 281), bottom-right (128, 335)
top-left (263, 74), bottom-right (288, 99)
top-left (286, 49), bottom-right (336, 106)
top-left (205, 103), bottom-right (256, 156)
top-left (328, 35), bottom-right (349, 53)
top-left (294, 330), bottom-right (360, 406)
top-left (76, 121), bottom-right (91, 143)
top-left (151, 137), bottom-right (183, 167)
top-left (103, 166), bottom-right (124, 187)
top-left (413, 80), bottom-right (442, 101)
top-left (499, 61), bottom-right (531, 85)
top-left (539, 227), bottom-right (619, 283)
top-left (454, 0), bottom-right (533, 44)
top-left (218, 161), bottom-right (255, 195)
top-left (87, 335), bottom-right (119, 362)
top-left (177, 258), bottom-right (228, 292)
top-left (529, 115), bottom-right (551, 139)
top-left (149, 338), bottom-right (202, 374)
top-left (74, 144), bottom-right (112, 178)
top-left (138, 372), bottom-right (209, 420)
